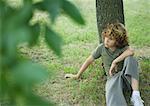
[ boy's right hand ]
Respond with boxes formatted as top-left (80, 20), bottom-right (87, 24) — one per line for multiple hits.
top-left (64, 74), bottom-right (79, 79)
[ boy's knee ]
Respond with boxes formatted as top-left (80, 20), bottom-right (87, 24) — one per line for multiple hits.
top-left (125, 56), bottom-right (136, 62)
top-left (124, 56), bottom-right (138, 65)
top-left (124, 56), bottom-right (140, 81)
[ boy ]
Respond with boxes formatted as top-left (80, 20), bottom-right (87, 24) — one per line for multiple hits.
top-left (65, 22), bottom-right (144, 106)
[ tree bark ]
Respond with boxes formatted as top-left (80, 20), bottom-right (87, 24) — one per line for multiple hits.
top-left (96, 0), bottom-right (125, 43)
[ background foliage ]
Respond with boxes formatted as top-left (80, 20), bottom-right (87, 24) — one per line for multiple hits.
top-left (0, 0), bottom-right (85, 105)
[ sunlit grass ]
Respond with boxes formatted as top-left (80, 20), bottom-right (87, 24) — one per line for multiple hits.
top-left (124, 0), bottom-right (150, 46)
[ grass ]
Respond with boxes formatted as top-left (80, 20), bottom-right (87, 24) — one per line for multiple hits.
top-left (139, 59), bottom-right (150, 105)
top-left (20, 0), bottom-right (150, 105)
top-left (124, 0), bottom-right (150, 47)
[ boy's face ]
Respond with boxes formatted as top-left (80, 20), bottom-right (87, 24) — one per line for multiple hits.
top-left (104, 36), bottom-right (116, 48)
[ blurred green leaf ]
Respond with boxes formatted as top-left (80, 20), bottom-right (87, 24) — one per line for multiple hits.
top-left (25, 93), bottom-right (54, 106)
top-left (1, 26), bottom-right (32, 65)
top-left (62, 0), bottom-right (85, 25)
top-left (0, 1), bottom-right (4, 37)
top-left (0, 71), bottom-right (8, 97)
top-left (44, 0), bottom-right (62, 22)
top-left (2, 34), bottom-right (17, 58)
top-left (10, 91), bottom-right (54, 106)
top-left (45, 27), bottom-right (62, 56)
top-left (1, 0), bottom-right (85, 105)
top-left (12, 60), bottom-right (48, 86)
top-left (5, 2), bottom-right (32, 32)
top-left (34, 0), bottom-right (62, 23)
top-left (28, 25), bottom-right (40, 46)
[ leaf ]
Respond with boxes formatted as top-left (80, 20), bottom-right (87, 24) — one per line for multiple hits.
top-left (12, 60), bottom-right (48, 86)
top-left (34, 0), bottom-right (62, 23)
top-left (1, 25), bottom-right (33, 61)
top-left (0, 71), bottom-right (8, 98)
top-left (2, 1), bottom-right (39, 47)
top-left (62, 0), bottom-right (85, 25)
top-left (45, 27), bottom-right (62, 56)
top-left (44, 0), bottom-right (62, 22)
top-left (25, 93), bottom-right (54, 106)
top-left (5, 2), bottom-right (33, 31)
top-left (28, 25), bottom-right (40, 46)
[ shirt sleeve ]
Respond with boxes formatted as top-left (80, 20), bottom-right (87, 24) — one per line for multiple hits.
top-left (119, 46), bottom-right (129, 54)
top-left (92, 43), bottom-right (103, 59)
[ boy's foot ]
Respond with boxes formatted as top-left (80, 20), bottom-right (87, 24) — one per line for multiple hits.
top-left (131, 95), bottom-right (144, 106)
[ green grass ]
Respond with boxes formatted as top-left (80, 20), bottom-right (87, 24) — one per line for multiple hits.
top-left (139, 59), bottom-right (150, 105)
top-left (124, 0), bottom-right (150, 47)
top-left (21, 0), bottom-right (150, 105)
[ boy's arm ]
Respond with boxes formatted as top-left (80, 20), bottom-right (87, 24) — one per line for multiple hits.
top-left (114, 46), bottom-right (134, 63)
top-left (109, 47), bottom-right (134, 76)
top-left (76, 55), bottom-right (94, 78)
top-left (65, 55), bottom-right (94, 79)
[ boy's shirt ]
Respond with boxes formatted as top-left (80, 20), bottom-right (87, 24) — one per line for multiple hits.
top-left (92, 43), bottom-right (128, 76)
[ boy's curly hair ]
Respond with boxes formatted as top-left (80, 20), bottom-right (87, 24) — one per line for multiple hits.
top-left (102, 22), bottom-right (129, 48)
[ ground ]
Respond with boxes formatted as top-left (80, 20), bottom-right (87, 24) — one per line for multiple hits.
top-left (19, 43), bottom-right (150, 106)
top-left (19, 0), bottom-right (149, 105)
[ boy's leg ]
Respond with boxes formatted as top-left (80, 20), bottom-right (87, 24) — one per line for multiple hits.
top-left (131, 77), bottom-right (139, 91)
top-left (131, 77), bottom-right (144, 106)
top-left (105, 74), bottom-right (128, 106)
top-left (123, 56), bottom-right (144, 106)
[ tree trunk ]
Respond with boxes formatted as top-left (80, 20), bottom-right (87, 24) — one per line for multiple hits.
top-left (96, 0), bottom-right (125, 43)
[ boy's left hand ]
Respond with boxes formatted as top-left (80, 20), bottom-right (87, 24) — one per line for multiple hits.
top-left (109, 61), bottom-right (118, 76)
